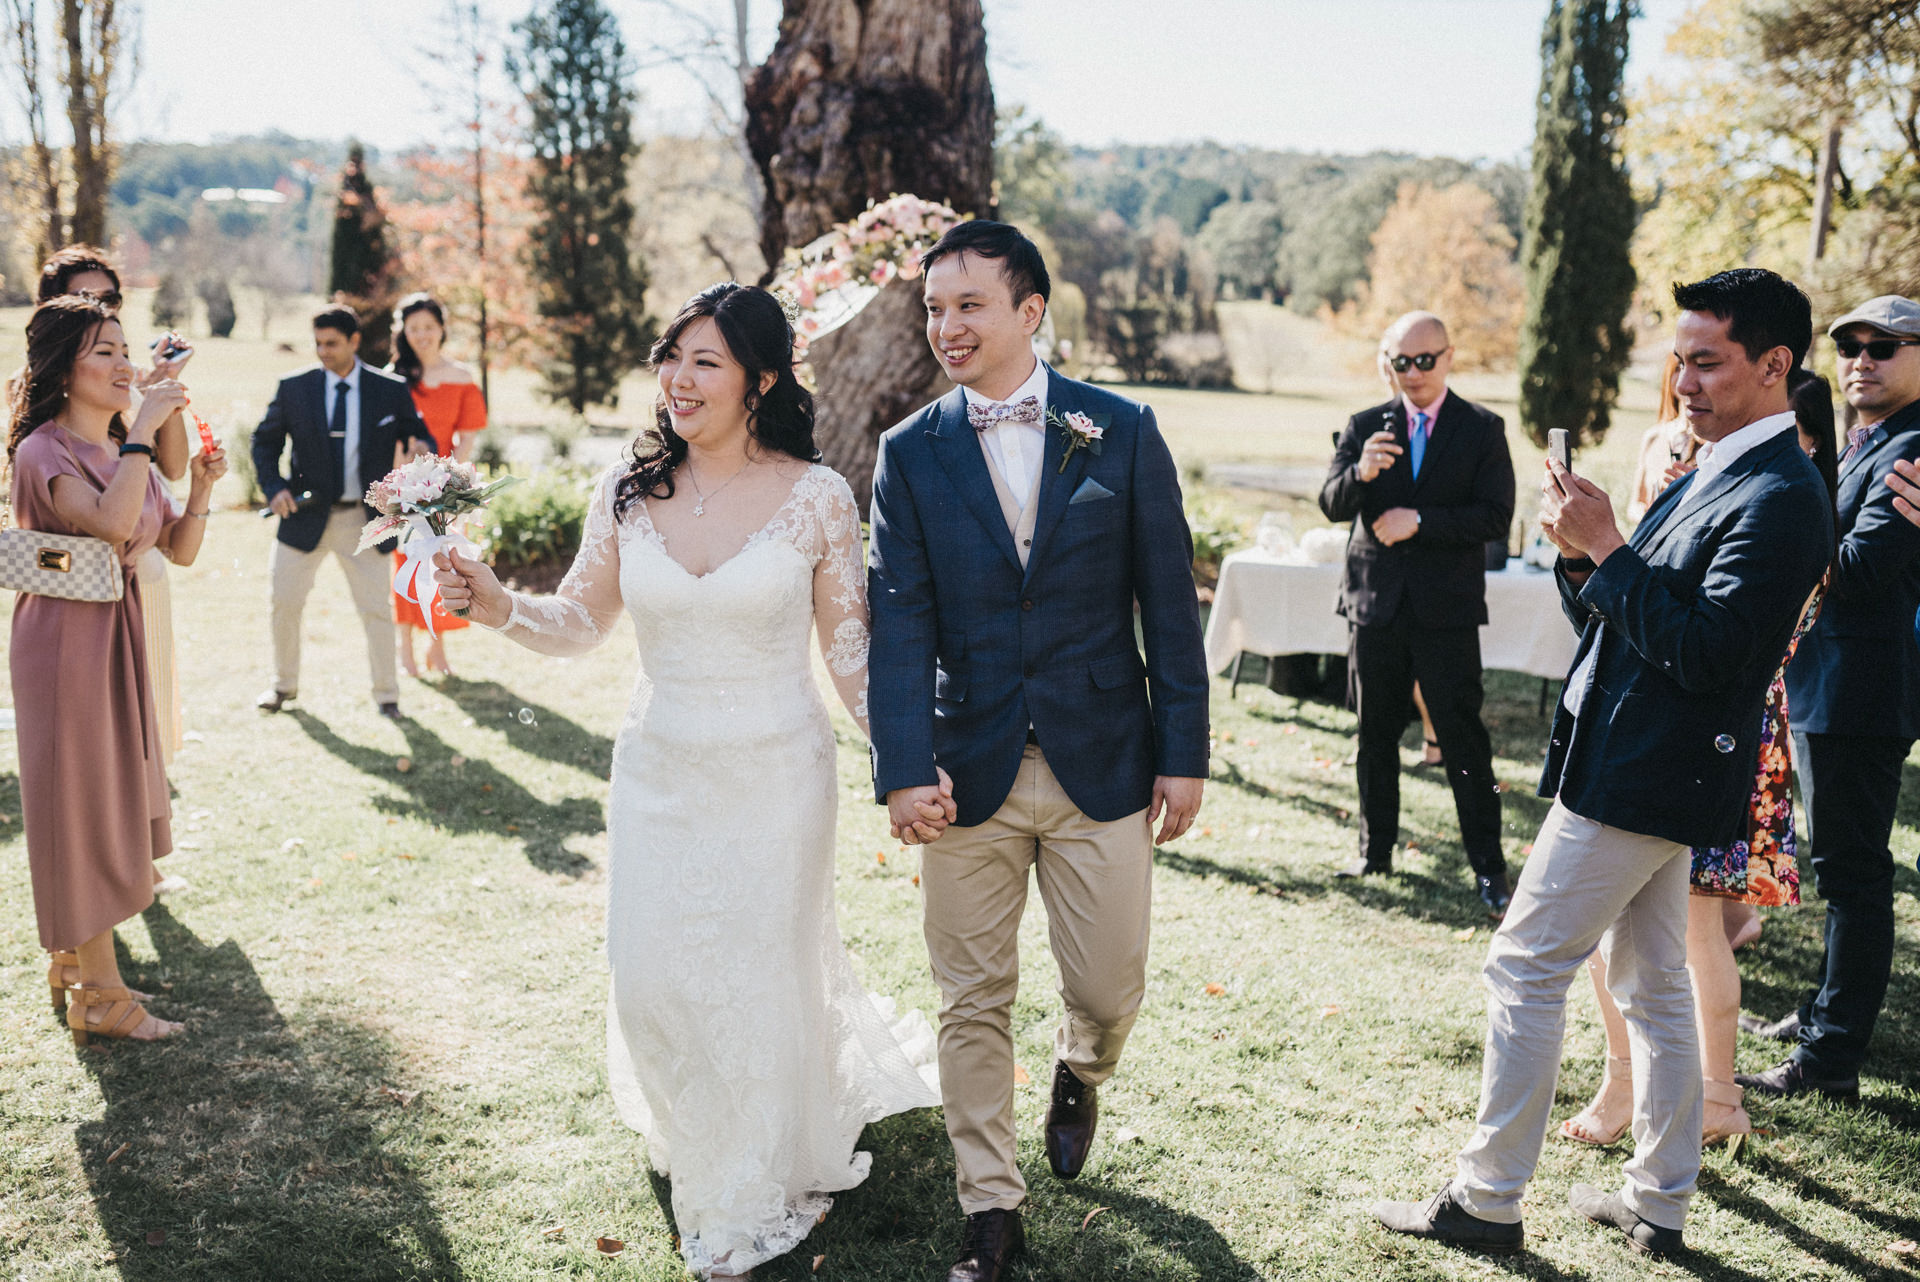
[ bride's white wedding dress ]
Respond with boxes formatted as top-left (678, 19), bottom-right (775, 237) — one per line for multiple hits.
top-left (488, 462), bottom-right (939, 1276)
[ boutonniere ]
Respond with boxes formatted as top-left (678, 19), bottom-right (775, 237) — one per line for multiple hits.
top-left (1045, 408), bottom-right (1107, 472)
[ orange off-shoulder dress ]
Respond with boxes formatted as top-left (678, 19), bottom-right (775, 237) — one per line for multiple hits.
top-left (392, 379), bottom-right (487, 630)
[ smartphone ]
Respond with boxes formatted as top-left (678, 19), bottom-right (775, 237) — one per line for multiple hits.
top-left (1547, 428), bottom-right (1571, 472)
top-left (150, 331), bottom-right (193, 368)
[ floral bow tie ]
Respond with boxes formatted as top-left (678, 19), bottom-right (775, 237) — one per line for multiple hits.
top-left (967, 396), bottom-right (1042, 432)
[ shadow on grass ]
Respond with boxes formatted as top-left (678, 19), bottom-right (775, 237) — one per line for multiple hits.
top-left (288, 708), bottom-right (601, 876)
top-left (76, 903), bottom-right (462, 1281)
top-left (1700, 1172), bottom-right (1915, 1282)
top-left (433, 677), bottom-right (615, 779)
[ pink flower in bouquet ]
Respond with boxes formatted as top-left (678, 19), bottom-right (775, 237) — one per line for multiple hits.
top-left (795, 280), bottom-right (818, 309)
top-left (817, 261), bottom-right (848, 290)
top-left (897, 256), bottom-right (923, 281)
top-left (870, 261), bottom-right (897, 286)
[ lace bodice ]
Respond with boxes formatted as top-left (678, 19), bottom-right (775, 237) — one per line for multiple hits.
top-left (491, 462), bottom-right (872, 728)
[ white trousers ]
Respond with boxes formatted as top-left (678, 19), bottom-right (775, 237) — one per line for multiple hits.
top-left (1452, 800), bottom-right (1701, 1232)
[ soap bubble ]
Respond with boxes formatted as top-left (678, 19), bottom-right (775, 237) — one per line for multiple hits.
top-left (1713, 733), bottom-right (1735, 754)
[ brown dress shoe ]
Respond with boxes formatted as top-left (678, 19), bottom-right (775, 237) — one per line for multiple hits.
top-left (1045, 1060), bottom-right (1097, 1179)
top-left (946, 1208), bottom-right (1023, 1282)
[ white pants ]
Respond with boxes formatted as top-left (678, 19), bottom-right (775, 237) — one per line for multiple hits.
top-left (1452, 801), bottom-right (1700, 1232)
top-left (268, 505), bottom-right (400, 706)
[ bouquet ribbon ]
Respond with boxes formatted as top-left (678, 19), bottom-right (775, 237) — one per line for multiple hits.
top-left (392, 515), bottom-right (476, 639)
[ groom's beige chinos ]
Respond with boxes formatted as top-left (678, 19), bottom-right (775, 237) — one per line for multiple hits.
top-left (920, 446), bottom-right (1155, 1215)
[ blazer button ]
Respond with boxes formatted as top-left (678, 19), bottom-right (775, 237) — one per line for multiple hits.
top-left (1025, 667), bottom-right (1036, 679)
top-left (1021, 598), bottom-right (1034, 611)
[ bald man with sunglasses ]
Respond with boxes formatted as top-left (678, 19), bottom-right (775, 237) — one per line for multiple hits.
top-left (1320, 311), bottom-right (1516, 917)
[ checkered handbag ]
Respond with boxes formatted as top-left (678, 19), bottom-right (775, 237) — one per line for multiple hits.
top-left (0, 527), bottom-right (124, 602)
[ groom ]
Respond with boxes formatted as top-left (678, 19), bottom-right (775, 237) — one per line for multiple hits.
top-left (868, 220), bottom-right (1211, 1282)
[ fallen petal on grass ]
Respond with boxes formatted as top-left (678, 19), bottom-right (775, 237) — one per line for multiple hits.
top-left (595, 1237), bottom-right (624, 1255)
top-left (1013, 1064), bottom-right (1030, 1085)
top-left (105, 1142), bottom-right (131, 1165)
top-left (1205, 982), bottom-right (1227, 996)
top-left (1080, 1206), bottom-right (1109, 1230)
top-left (144, 1231), bottom-right (165, 1247)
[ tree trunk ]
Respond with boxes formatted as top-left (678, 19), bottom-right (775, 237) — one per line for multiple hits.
top-left (1807, 115), bottom-right (1842, 269)
top-left (60, 0), bottom-right (115, 249)
top-left (744, 0), bottom-right (994, 511)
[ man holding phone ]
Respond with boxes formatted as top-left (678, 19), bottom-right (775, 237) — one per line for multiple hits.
top-left (1319, 311), bottom-right (1516, 917)
top-left (1374, 269), bottom-right (1832, 1257)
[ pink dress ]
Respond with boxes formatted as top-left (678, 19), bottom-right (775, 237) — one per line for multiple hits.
top-left (8, 423), bottom-right (176, 950)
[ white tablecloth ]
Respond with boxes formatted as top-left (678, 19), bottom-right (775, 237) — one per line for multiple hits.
top-left (1203, 549), bottom-right (1582, 681)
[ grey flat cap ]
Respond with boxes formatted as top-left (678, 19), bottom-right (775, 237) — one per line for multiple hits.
top-left (1828, 294), bottom-right (1920, 338)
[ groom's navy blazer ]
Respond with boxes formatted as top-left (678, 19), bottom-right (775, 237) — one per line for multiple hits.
top-left (868, 368), bottom-right (1210, 828)
top-left (251, 363), bottom-right (434, 554)
top-left (1540, 425), bottom-right (1832, 849)
top-left (1784, 398), bottom-right (1920, 738)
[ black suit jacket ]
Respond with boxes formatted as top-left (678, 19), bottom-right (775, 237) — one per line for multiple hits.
top-left (251, 364), bottom-right (434, 553)
top-left (1784, 398), bottom-right (1920, 738)
top-left (1319, 390), bottom-right (1515, 629)
top-left (1541, 427), bottom-right (1833, 849)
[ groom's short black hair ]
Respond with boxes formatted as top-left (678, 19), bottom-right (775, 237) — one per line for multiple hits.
top-left (1671, 268), bottom-right (1812, 368)
top-left (312, 304), bottom-right (361, 338)
top-left (919, 220), bottom-right (1050, 311)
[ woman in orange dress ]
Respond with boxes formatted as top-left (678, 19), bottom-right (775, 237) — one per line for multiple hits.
top-left (389, 293), bottom-right (486, 677)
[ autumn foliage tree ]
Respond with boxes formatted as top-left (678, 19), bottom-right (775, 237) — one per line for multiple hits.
top-left (329, 142), bottom-right (402, 367)
top-left (1335, 182), bottom-right (1524, 370)
top-left (510, 0), bottom-right (653, 415)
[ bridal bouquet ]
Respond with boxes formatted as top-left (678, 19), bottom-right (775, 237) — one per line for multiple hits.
top-left (357, 456), bottom-right (519, 635)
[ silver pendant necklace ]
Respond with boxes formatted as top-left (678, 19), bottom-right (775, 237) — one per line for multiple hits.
top-left (686, 458), bottom-right (751, 517)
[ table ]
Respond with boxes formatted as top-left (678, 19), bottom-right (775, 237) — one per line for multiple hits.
top-left (1203, 549), bottom-right (1582, 687)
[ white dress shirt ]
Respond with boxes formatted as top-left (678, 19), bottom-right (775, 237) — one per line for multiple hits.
top-left (963, 357), bottom-right (1049, 511)
top-left (329, 360), bottom-right (366, 502)
top-left (1562, 410), bottom-right (1796, 717)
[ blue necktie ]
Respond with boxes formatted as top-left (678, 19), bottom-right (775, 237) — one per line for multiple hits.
top-left (330, 379), bottom-right (350, 501)
top-left (1409, 412), bottom-right (1431, 479)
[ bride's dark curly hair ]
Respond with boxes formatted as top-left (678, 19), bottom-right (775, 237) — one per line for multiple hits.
top-left (613, 282), bottom-right (819, 523)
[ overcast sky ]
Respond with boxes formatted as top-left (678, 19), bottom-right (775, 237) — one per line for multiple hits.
top-left (2, 0), bottom-right (1696, 163)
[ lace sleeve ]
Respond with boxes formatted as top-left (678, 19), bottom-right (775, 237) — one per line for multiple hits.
top-left (488, 468), bottom-right (625, 656)
top-left (811, 470), bottom-right (872, 737)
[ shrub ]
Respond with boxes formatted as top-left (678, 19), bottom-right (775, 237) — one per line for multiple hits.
top-left (1185, 493), bottom-right (1245, 590)
top-left (1158, 331), bottom-right (1235, 389)
top-left (473, 466), bottom-right (594, 573)
top-left (224, 426), bottom-right (262, 507)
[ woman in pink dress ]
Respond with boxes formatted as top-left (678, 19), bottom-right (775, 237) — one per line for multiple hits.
top-left (5, 296), bottom-right (226, 1045)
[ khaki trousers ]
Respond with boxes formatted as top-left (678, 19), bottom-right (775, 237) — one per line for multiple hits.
top-left (1452, 800), bottom-right (1700, 1232)
top-left (920, 745), bottom-right (1153, 1213)
top-left (269, 506), bottom-right (400, 705)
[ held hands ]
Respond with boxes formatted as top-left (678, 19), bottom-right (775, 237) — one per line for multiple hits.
top-left (1371, 507), bottom-right (1419, 546)
top-left (128, 379), bottom-right (188, 445)
top-left (1149, 776), bottom-right (1204, 845)
top-left (887, 767), bottom-right (957, 845)
top-left (432, 546), bottom-right (511, 627)
top-left (1354, 430), bottom-right (1402, 483)
top-left (1539, 459), bottom-right (1625, 565)
top-left (1888, 458), bottom-right (1920, 528)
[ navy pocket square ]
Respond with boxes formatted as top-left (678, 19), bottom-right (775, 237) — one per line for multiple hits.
top-left (1069, 477), bottom-right (1115, 504)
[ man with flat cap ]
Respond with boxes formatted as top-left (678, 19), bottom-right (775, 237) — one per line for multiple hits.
top-left (1740, 294), bottom-right (1920, 1101)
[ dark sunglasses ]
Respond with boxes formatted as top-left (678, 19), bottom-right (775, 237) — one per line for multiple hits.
top-left (1388, 350), bottom-right (1446, 373)
top-left (78, 287), bottom-right (123, 308)
top-left (1834, 336), bottom-right (1920, 361)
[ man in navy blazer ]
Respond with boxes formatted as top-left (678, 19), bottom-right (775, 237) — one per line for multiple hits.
top-left (1740, 295), bottom-right (1920, 1100)
top-left (1376, 269), bottom-right (1832, 1258)
top-left (1319, 312), bottom-right (1516, 915)
top-left (868, 221), bottom-right (1208, 1282)
top-left (251, 305), bottom-right (435, 718)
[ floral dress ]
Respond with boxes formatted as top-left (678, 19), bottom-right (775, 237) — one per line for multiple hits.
top-left (1690, 581), bottom-right (1826, 906)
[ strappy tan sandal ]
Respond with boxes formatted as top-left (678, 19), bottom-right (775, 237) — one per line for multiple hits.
top-left (65, 986), bottom-right (177, 1047)
top-left (47, 951), bottom-right (150, 1014)
top-left (1703, 1079), bottom-right (1753, 1153)
top-left (1558, 1054), bottom-right (1633, 1147)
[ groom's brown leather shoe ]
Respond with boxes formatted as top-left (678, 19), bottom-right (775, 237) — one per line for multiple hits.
top-left (946, 1207), bottom-right (1023, 1282)
top-left (1045, 1060), bottom-right (1097, 1179)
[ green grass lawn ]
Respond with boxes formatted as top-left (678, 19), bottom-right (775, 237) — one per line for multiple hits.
top-left (1, 493), bottom-right (1917, 1281)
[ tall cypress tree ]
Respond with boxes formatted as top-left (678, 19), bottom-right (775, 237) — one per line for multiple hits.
top-left (510, 0), bottom-right (652, 414)
top-left (329, 141), bottom-right (401, 367)
top-left (1518, 0), bottom-right (1638, 448)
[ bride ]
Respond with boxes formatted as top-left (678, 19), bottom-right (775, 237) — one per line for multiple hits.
top-left (434, 283), bottom-right (950, 1277)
